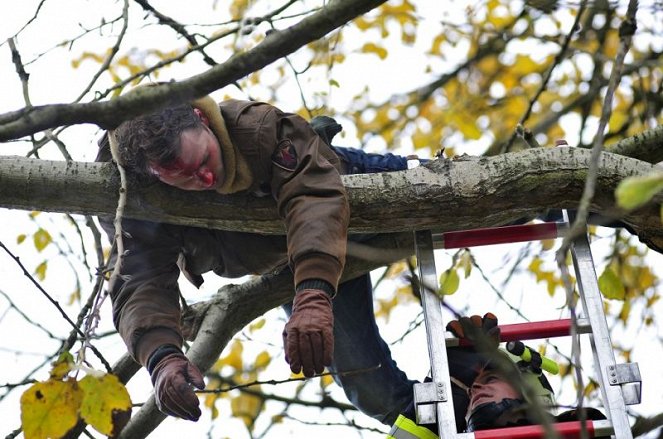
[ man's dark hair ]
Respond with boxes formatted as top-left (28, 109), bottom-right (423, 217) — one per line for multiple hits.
top-left (112, 103), bottom-right (203, 179)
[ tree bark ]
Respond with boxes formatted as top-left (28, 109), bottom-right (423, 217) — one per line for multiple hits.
top-left (1, 146), bottom-right (661, 249)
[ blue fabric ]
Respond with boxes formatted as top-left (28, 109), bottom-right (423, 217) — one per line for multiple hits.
top-left (332, 146), bottom-right (411, 174)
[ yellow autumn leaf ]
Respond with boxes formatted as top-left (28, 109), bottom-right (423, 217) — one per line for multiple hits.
top-left (385, 260), bottom-right (408, 278)
top-left (452, 112), bottom-right (482, 140)
top-left (320, 373), bottom-right (334, 388)
top-left (598, 267), bottom-right (626, 300)
top-left (360, 42), bottom-right (388, 60)
top-left (33, 228), bottom-right (52, 252)
top-left (619, 300), bottom-right (631, 323)
top-left (528, 257), bottom-right (543, 277)
top-left (21, 379), bottom-right (82, 439)
top-left (79, 374), bottom-right (132, 437)
top-left (540, 239), bottom-right (555, 251)
top-left (438, 269), bottom-right (460, 295)
top-left (230, 393), bottom-right (262, 428)
top-left (254, 351), bottom-right (271, 369)
top-left (17, 234), bottom-right (27, 244)
top-left (220, 340), bottom-right (244, 371)
top-left (429, 34), bottom-right (446, 55)
top-left (34, 261), bottom-right (47, 281)
top-left (375, 295), bottom-right (399, 321)
top-left (249, 318), bottom-right (266, 332)
top-left (68, 289), bottom-right (81, 306)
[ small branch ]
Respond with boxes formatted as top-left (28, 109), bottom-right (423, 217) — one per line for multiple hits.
top-left (0, 289), bottom-right (61, 340)
top-left (73, 0), bottom-right (130, 103)
top-left (197, 363), bottom-right (381, 394)
top-left (7, 38), bottom-right (32, 108)
top-left (134, 0), bottom-right (219, 67)
top-left (0, 240), bottom-right (111, 372)
top-left (503, 1), bottom-right (587, 152)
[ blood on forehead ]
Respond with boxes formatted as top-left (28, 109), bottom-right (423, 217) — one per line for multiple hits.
top-left (152, 157), bottom-right (198, 177)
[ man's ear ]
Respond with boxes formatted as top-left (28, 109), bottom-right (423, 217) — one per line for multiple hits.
top-left (193, 108), bottom-right (210, 127)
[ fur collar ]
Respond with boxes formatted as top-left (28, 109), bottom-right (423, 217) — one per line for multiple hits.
top-left (191, 95), bottom-right (253, 194)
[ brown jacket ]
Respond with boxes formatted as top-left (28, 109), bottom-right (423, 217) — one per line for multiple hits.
top-left (100, 100), bottom-right (349, 366)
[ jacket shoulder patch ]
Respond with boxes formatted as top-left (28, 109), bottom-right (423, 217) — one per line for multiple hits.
top-left (272, 139), bottom-right (298, 171)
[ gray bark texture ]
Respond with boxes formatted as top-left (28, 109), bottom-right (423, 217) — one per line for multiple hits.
top-left (1, 145), bottom-right (661, 247)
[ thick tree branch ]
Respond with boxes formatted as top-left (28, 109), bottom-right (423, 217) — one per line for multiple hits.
top-left (0, 0), bottom-right (387, 141)
top-left (1, 145), bottom-right (661, 248)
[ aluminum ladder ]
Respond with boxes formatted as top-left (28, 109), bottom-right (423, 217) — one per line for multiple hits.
top-left (412, 215), bottom-right (642, 438)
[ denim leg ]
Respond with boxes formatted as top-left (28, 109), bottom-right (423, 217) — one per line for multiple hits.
top-left (328, 274), bottom-right (417, 426)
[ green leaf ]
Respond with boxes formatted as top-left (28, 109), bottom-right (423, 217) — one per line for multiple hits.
top-left (615, 172), bottom-right (663, 210)
top-left (21, 379), bottom-right (82, 439)
top-left (50, 351), bottom-right (74, 380)
top-left (33, 228), bottom-right (52, 252)
top-left (79, 374), bottom-right (132, 437)
top-left (598, 267), bottom-right (626, 300)
top-left (438, 269), bottom-right (460, 295)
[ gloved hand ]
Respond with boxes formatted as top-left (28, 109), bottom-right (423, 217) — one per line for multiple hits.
top-left (150, 350), bottom-right (206, 421)
top-left (282, 289), bottom-right (334, 377)
top-left (446, 313), bottom-right (501, 348)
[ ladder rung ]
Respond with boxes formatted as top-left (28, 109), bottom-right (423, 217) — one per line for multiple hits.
top-left (433, 222), bottom-right (567, 249)
top-left (469, 419), bottom-right (613, 439)
top-left (445, 318), bottom-right (592, 347)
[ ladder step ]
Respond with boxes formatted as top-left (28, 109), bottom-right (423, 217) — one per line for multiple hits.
top-left (446, 318), bottom-right (592, 347)
top-left (433, 222), bottom-right (566, 249)
top-left (469, 419), bottom-right (613, 439)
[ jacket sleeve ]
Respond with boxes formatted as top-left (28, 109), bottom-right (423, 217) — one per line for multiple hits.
top-left (100, 216), bottom-right (184, 366)
top-left (265, 107), bottom-right (350, 291)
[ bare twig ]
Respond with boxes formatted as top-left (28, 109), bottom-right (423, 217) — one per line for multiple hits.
top-left (503, 1), bottom-right (587, 152)
top-left (197, 363), bottom-right (382, 394)
top-left (0, 240), bottom-right (112, 372)
top-left (74, 0), bottom-right (130, 103)
top-left (7, 38), bottom-right (32, 108)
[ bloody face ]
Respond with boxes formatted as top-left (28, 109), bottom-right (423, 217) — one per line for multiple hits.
top-left (150, 125), bottom-right (224, 191)
top-left (467, 368), bottom-right (522, 415)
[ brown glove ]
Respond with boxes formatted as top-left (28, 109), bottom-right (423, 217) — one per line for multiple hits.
top-left (149, 347), bottom-right (206, 421)
top-left (282, 289), bottom-right (334, 377)
top-left (446, 313), bottom-right (501, 348)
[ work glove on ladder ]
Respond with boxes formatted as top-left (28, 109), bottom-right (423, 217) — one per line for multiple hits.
top-left (283, 289), bottom-right (334, 377)
top-left (447, 313), bottom-right (501, 349)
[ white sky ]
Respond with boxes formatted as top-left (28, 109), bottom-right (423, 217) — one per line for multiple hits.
top-left (0, 1), bottom-right (662, 438)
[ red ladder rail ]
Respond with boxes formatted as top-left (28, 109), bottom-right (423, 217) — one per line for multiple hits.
top-left (433, 222), bottom-right (566, 249)
top-left (446, 319), bottom-right (592, 347)
top-left (470, 420), bottom-right (613, 439)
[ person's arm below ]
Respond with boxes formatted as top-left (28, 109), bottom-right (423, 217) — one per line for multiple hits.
top-left (100, 217), bottom-right (206, 420)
